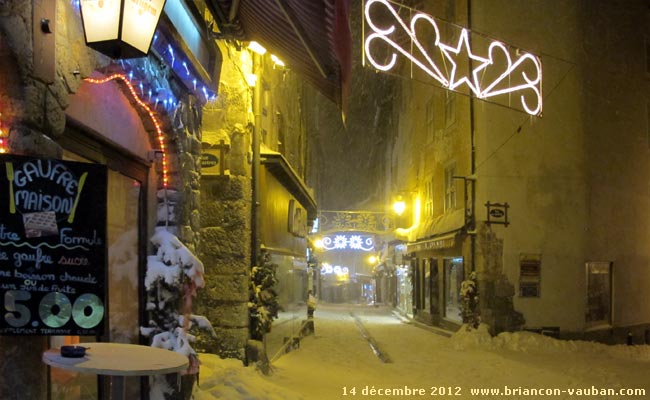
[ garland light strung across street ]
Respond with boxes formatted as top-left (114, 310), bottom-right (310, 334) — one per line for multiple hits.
top-left (319, 234), bottom-right (375, 251)
top-left (363, 0), bottom-right (543, 116)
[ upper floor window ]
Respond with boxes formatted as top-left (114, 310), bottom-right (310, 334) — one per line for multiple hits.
top-left (445, 90), bottom-right (456, 128)
top-left (426, 97), bottom-right (435, 142)
top-left (444, 163), bottom-right (456, 212)
top-left (424, 178), bottom-right (434, 218)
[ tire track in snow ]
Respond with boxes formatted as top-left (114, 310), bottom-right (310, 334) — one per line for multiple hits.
top-left (350, 312), bottom-right (392, 363)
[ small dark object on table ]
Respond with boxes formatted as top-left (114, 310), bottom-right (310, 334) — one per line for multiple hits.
top-left (60, 345), bottom-right (88, 358)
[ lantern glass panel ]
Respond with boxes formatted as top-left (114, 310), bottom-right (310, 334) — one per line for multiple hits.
top-left (121, 0), bottom-right (166, 54)
top-left (80, 0), bottom-right (121, 42)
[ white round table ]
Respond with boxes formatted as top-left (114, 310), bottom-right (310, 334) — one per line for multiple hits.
top-left (43, 342), bottom-right (189, 399)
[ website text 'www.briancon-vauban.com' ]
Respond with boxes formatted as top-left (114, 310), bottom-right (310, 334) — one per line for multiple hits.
top-left (470, 386), bottom-right (646, 397)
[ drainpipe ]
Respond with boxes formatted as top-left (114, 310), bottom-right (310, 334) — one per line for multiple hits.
top-left (468, 0), bottom-right (476, 274)
top-left (251, 53), bottom-right (261, 267)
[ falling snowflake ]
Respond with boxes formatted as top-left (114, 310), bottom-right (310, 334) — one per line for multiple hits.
top-left (348, 235), bottom-right (363, 249)
top-left (334, 235), bottom-right (348, 249)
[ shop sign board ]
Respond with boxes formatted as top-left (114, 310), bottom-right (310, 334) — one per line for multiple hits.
top-left (0, 155), bottom-right (107, 336)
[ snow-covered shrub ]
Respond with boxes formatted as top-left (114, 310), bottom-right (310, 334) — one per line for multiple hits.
top-left (460, 271), bottom-right (480, 330)
top-left (140, 228), bottom-right (216, 399)
top-left (249, 248), bottom-right (280, 340)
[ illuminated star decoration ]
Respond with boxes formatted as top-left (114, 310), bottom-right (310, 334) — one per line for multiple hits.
top-left (438, 29), bottom-right (489, 95)
top-left (363, 0), bottom-right (543, 116)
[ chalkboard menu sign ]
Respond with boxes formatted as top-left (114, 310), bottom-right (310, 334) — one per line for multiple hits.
top-left (0, 155), bottom-right (107, 336)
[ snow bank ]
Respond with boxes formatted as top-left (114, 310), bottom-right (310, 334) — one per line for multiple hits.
top-left (194, 354), bottom-right (307, 400)
top-left (450, 324), bottom-right (650, 362)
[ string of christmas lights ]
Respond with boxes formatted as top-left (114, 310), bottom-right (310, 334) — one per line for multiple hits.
top-left (0, 112), bottom-right (7, 154)
top-left (152, 33), bottom-right (218, 105)
top-left (85, 74), bottom-right (170, 188)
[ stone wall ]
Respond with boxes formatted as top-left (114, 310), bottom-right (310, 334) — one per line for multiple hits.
top-left (0, 2), bottom-right (85, 398)
top-left (0, 1), bottom-right (205, 398)
top-left (197, 126), bottom-right (252, 360)
top-left (475, 223), bottom-right (524, 334)
top-left (196, 41), bottom-right (254, 360)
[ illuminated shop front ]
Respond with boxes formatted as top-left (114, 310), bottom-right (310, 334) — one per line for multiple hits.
top-left (443, 257), bottom-right (464, 323)
top-left (258, 151), bottom-right (317, 358)
top-left (395, 265), bottom-right (413, 317)
top-left (407, 224), bottom-right (466, 330)
top-left (0, 0), bottom-right (219, 398)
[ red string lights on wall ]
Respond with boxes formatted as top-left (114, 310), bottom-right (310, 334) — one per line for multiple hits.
top-left (0, 112), bottom-right (7, 154)
top-left (84, 74), bottom-right (169, 188)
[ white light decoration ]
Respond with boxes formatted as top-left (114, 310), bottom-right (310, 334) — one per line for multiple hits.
top-left (438, 29), bottom-right (489, 96)
top-left (363, 0), bottom-right (543, 116)
top-left (271, 54), bottom-right (286, 67)
top-left (333, 235), bottom-right (347, 249)
top-left (320, 234), bottom-right (375, 251)
top-left (79, 0), bottom-right (166, 59)
top-left (348, 235), bottom-right (364, 250)
top-left (320, 264), bottom-right (350, 276)
top-left (248, 41), bottom-right (267, 55)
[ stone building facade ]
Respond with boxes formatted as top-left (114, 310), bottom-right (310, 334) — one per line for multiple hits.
top-left (0, 0), bottom-right (217, 398)
top-left (383, 0), bottom-right (650, 341)
top-left (1, 0), bottom-right (348, 397)
top-left (197, 39), bottom-right (317, 362)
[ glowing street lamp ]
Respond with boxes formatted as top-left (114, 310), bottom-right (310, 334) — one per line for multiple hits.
top-left (79, 0), bottom-right (166, 59)
top-left (392, 196), bottom-right (406, 216)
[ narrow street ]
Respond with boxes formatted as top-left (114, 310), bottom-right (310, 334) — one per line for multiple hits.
top-left (195, 304), bottom-right (650, 399)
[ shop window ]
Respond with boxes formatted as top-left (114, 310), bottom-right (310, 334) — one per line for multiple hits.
top-left (444, 90), bottom-right (456, 128)
top-left (426, 97), bottom-right (435, 142)
top-left (49, 141), bottom-right (147, 399)
top-left (424, 178), bottom-right (434, 218)
top-left (396, 265), bottom-right (413, 317)
top-left (443, 257), bottom-right (464, 323)
top-left (411, 258), bottom-right (419, 311)
top-left (585, 262), bottom-right (612, 328)
top-left (412, 258), bottom-right (424, 310)
top-left (429, 258), bottom-right (439, 314)
top-left (423, 259), bottom-right (430, 312)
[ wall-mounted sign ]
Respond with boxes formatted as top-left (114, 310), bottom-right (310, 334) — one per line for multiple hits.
top-left (201, 141), bottom-right (230, 176)
top-left (485, 201), bottom-right (510, 227)
top-left (0, 155), bottom-right (107, 336)
top-left (288, 199), bottom-right (307, 238)
top-left (363, 0), bottom-right (542, 116)
top-left (200, 152), bottom-right (221, 176)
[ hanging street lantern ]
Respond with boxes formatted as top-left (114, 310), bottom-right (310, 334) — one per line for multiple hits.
top-left (79, 0), bottom-right (167, 59)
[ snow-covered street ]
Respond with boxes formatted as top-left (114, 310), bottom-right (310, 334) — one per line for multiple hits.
top-left (193, 304), bottom-right (650, 399)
